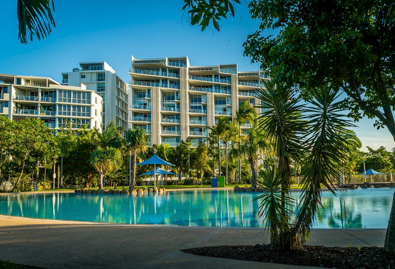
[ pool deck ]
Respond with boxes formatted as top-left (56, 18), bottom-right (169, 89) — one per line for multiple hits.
top-left (0, 215), bottom-right (387, 269)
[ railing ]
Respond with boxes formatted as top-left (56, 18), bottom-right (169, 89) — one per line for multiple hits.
top-left (241, 122), bottom-right (252, 128)
top-left (239, 91), bottom-right (257, 97)
top-left (168, 62), bottom-right (186, 67)
top-left (44, 122), bottom-right (56, 128)
top-left (215, 109), bottom-right (232, 116)
top-left (238, 81), bottom-right (261, 87)
top-left (162, 106), bottom-right (180, 112)
top-left (162, 130), bottom-right (180, 135)
top-left (162, 83), bottom-right (180, 89)
top-left (190, 131), bottom-right (207, 136)
top-left (189, 108), bottom-right (207, 114)
top-left (162, 141), bottom-right (179, 147)
top-left (239, 73), bottom-right (259, 77)
top-left (130, 81), bottom-right (180, 89)
top-left (58, 98), bottom-right (90, 104)
top-left (162, 118), bottom-right (180, 123)
top-left (130, 104), bottom-right (151, 110)
top-left (189, 120), bottom-right (207, 125)
top-left (25, 81), bottom-right (45, 87)
top-left (130, 69), bottom-right (180, 78)
top-left (135, 60), bottom-right (165, 64)
top-left (189, 75), bottom-right (230, 84)
top-left (13, 108), bottom-right (39, 115)
top-left (189, 86), bottom-right (231, 95)
top-left (57, 112), bottom-right (90, 117)
top-left (40, 110), bottom-right (56, 116)
top-left (14, 95), bottom-right (39, 101)
top-left (62, 79), bottom-right (68, 84)
top-left (41, 97), bottom-right (56, 102)
top-left (131, 117), bottom-right (151, 122)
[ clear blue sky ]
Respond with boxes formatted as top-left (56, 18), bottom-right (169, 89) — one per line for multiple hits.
top-left (0, 0), bottom-right (393, 151)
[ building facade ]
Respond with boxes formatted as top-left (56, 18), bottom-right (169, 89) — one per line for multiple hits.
top-left (0, 74), bottom-right (102, 131)
top-left (129, 56), bottom-right (266, 147)
top-left (62, 62), bottom-right (129, 132)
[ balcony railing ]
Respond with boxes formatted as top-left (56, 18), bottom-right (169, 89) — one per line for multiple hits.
top-left (162, 106), bottom-right (180, 112)
top-left (130, 104), bottom-right (151, 110)
top-left (13, 108), bottom-right (39, 115)
top-left (239, 91), bottom-right (257, 97)
top-left (238, 81), bottom-right (261, 87)
top-left (162, 118), bottom-right (180, 123)
top-left (131, 116), bottom-right (151, 122)
top-left (189, 120), bottom-right (207, 125)
top-left (168, 62), bottom-right (186, 67)
top-left (189, 86), bottom-right (231, 95)
top-left (162, 130), bottom-right (180, 135)
top-left (62, 79), bottom-right (68, 84)
top-left (189, 76), bottom-right (231, 84)
top-left (189, 108), bottom-right (207, 114)
top-left (41, 97), bottom-right (56, 102)
top-left (40, 110), bottom-right (56, 116)
top-left (130, 81), bottom-right (180, 89)
top-left (44, 122), bottom-right (56, 128)
top-left (190, 131), bottom-right (207, 136)
top-left (130, 69), bottom-right (180, 78)
top-left (135, 60), bottom-right (165, 64)
top-left (14, 95), bottom-right (39, 101)
top-left (57, 112), bottom-right (90, 117)
top-left (215, 109), bottom-right (232, 116)
top-left (162, 141), bottom-right (179, 147)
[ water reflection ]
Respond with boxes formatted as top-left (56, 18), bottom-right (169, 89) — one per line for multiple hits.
top-left (0, 189), bottom-right (393, 228)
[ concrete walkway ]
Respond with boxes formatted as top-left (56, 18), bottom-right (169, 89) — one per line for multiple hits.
top-left (0, 215), bottom-right (387, 269)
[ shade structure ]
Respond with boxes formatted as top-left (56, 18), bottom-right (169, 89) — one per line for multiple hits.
top-left (366, 169), bottom-right (382, 175)
top-left (137, 154), bottom-right (173, 187)
top-left (137, 154), bottom-right (173, 166)
top-left (139, 167), bottom-right (175, 177)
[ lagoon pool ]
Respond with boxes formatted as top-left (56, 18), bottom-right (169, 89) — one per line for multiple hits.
top-left (0, 188), bottom-right (393, 228)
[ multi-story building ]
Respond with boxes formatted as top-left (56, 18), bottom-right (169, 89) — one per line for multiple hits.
top-left (62, 62), bottom-right (129, 132)
top-left (0, 74), bottom-right (102, 131)
top-left (128, 56), bottom-right (266, 147)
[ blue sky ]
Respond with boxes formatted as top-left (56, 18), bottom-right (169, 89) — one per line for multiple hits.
top-left (0, 0), bottom-right (393, 151)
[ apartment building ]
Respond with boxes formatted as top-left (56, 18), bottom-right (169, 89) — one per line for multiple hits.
top-left (128, 56), bottom-right (266, 147)
top-left (62, 62), bottom-right (129, 132)
top-left (0, 74), bottom-right (102, 131)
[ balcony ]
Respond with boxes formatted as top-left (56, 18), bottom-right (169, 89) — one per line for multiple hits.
top-left (13, 108), bottom-right (39, 115)
top-left (238, 81), bottom-right (261, 87)
top-left (131, 116), bottom-right (151, 122)
top-left (189, 86), bottom-right (231, 95)
top-left (168, 61), bottom-right (186, 67)
top-left (189, 108), bottom-right (207, 114)
top-left (162, 118), bottom-right (180, 123)
top-left (44, 122), bottom-right (56, 128)
top-left (239, 91), bottom-right (257, 97)
top-left (0, 93), bottom-right (3, 99)
top-left (41, 97), bottom-right (56, 102)
top-left (215, 109), bottom-right (232, 116)
top-left (162, 141), bottom-right (179, 147)
top-left (162, 130), bottom-right (180, 135)
top-left (130, 81), bottom-right (160, 87)
top-left (190, 131), bottom-right (207, 136)
top-left (189, 76), bottom-right (230, 84)
top-left (129, 104), bottom-right (151, 110)
top-left (130, 69), bottom-right (180, 78)
top-left (62, 79), bottom-right (68, 84)
top-left (162, 106), bottom-right (180, 112)
top-left (40, 110), bottom-right (56, 116)
top-left (14, 95), bottom-right (39, 101)
top-left (189, 120), bottom-right (207, 125)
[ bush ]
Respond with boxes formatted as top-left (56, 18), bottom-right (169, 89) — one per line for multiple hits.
top-left (202, 177), bottom-right (211, 185)
top-left (135, 178), bottom-right (143, 186)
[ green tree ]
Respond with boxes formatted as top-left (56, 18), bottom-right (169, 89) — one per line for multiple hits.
top-left (192, 142), bottom-right (211, 184)
top-left (17, 0), bottom-right (56, 43)
top-left (90, 147), bottom-right (122, 189)
top-left (171, 140), bottom-right (192, 181)
top-left (56, 120), bottom-right (77, 188)
top-left (124, 128), bottom-right (147, 189)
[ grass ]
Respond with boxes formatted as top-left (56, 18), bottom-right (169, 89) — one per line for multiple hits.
top-left (0, 260), bottom-right (42, 269)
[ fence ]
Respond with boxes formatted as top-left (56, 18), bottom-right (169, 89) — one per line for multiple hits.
top-left (292, 174), bottom-right (395, 185)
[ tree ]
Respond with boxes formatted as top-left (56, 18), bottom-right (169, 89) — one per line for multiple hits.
top-left (124, 128), bottom-right (147, 190)
top-left (192, 142), bottom-right (211, 184)
top-left (183, 0), bottom-right (395, 253)
top-left (56, 120), bottom-right (77, 188)
top-left (90, 147), bottom-right (122, 189)
top-left (17, 0), bottom-right (56, 44)
top-left (220, 119), bottom-right (238, 184)
top-left (171, 140), bottom-right (192, 181)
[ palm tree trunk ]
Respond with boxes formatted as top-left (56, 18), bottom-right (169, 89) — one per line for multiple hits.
top-left (44, 168), bottom-right (47, 183)
top-left (384, 191), bottom-right (395, 252)
top-left (248, 156), bottom-right (258, 188)
top-left (238, 125), bottom-right (241, 184)
top-left (225, 141), bottom-right (229, 184)
top-left (129, 150), bottom-right (132, 189)
top-left (61, 154), bottom-right (63, 188)
top-left (218, 138), bottom-right (221, 177)
top-left (132, 152), bottom-right (137, 189)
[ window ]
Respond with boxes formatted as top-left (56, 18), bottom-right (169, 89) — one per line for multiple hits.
top-left (97, 73), bottom-right (105, 82)
top-left (95, 97), bottom-right (98, 104)
top-left (81, 74), bottom-right (85, 79)
top-left (95, 109), bottom-right (97, 116)
top-left (97, 83), bottom-right (105, 92)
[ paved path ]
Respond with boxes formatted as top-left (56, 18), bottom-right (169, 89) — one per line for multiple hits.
top-left (0, 215), bottom-right (387, 269)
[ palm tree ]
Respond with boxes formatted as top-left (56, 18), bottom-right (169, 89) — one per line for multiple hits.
top-left (221, 119), bottom-right (238, 184)
top-left (94, 121), bottom-right (120, 149)
top-left (90, 147), bottom-right (122, 189)
top-left (236, 100), bottom-right (258, 183)
top-left (17, 0), bottom-right (56, 43)
top-left (125, 128), bottom-right (147, 190)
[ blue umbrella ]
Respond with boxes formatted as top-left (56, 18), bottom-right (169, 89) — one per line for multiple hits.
top-left (366, 169), bottom-right (382, 175)
top-left (137, 154), bottom-right (173, 187)
top-left (139, 167), bottom-right (175, 177)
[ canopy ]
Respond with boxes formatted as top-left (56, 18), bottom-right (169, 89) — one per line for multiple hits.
top-left (137, 154), bottom-right (173, 166)
top-left (139, 167), bottom-right (175, 177)
top-left (366, 169), bottom-right (382, 175)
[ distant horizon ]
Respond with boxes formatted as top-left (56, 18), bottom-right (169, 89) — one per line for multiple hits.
top-left (1, 0), bottom-right (394, 151)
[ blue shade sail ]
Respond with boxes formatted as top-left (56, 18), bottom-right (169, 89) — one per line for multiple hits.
top-left (137, 154), bottom-right (173, 166)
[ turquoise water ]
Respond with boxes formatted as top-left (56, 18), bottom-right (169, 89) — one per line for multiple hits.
top-left (0, 188), bottom-right (393, 228)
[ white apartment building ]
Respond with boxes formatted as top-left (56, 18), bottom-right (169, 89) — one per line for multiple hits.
top-left (129, 56), bottom-right (266, 147)
top-left (62, 62), bottom-right (129, 132)
top-left (0, 74), bottom-right (102, 131)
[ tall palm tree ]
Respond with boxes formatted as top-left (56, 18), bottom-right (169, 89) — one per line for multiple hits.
top-left (236, 100), bottom-right (258, 183)
top-left (221, 119), bottom-right (238, 184)
top-left (90, 147), bottom-right (122, 189)
top-left (17, 0), bottom-right (56, 43)
top-left (125, 128), bottom-right (147, 190)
